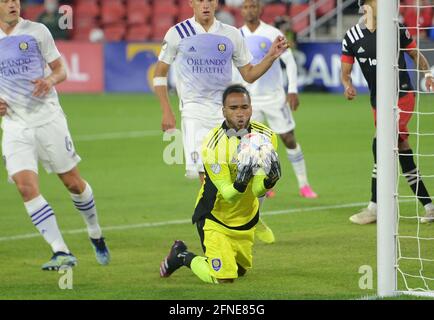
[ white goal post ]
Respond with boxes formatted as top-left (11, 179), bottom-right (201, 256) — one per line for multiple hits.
top-left (377, 0), bottom-right (398, 298)
top-left (377, 0), bottom-right (434, 298)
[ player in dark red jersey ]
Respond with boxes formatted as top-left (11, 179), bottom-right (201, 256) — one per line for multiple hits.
top-left (341, 0), bottom-right (434, 224)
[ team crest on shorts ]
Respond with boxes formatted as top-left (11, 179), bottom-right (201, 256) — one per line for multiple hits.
top-left (65, 136), bottom-right (73, 152)
top-left (218, 43), bottom-right (227, 53)
top-left (211, 258), bottom-right (222, 271)
top-left (19, 42), bottom-right (29, 51)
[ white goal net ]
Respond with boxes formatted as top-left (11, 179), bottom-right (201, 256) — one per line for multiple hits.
top-left (394, 0), bottom-right (434, 296)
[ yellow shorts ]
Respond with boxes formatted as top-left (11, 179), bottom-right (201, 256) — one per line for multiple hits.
top-left (203, 219), bottom-right (255, 280)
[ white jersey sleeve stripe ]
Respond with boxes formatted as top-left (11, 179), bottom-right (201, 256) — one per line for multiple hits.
top-left (356, 24), bottom-right (364, 39)
top-left (346, 30), bottom-right (355, 43)
top-left (350, 26), bottom-right (359, 41)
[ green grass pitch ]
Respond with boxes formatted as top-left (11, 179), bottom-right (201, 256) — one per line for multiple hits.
top-left (0, 93), bottom-right (433, 300)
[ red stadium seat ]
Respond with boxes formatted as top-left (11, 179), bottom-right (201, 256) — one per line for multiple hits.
top-left (101, 2), bottom-right (126, 25)
top-left (126, 24), bottom-right (152, 41)
top-left (152, 22), bottom-right (172, 41)
top-left (153, 4), bottom-right (178, 17)
top-left (315, 0), bottom-right (336, 17)
top-left (289, 4), bottom-right (309, 33)
top-left (261, 4), bottom-right (287, 24)
top-left (75, 1), bottom-right (100, 19)
top-left (420, 7), bottom-right (433, 28)
top-left (103, 24), bottom-right (126, 42)
top-left (178, 5), bottom-right (193, 22)
top-left (127, 10), bottom-right (149, 25)
top-left (22, 4), bottom-right (45, 21)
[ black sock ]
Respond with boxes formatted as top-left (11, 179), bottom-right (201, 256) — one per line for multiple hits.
top-left (399, 149), bottom-right (432, 206)
top-left (183, 252), bottom-right (197, 268)
top-left (371, 138), bottom-right (377, 203)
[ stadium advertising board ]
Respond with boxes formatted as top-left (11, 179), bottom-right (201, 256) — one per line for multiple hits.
top-left (55, 42), bottom-right (104, 93)
top-left (296, 42), bottom-right (369, 94)
top-left (104, 43), bottom-right (161, 92)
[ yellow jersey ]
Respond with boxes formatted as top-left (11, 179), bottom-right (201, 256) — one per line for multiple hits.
top-left (192, 121), bottom-right (278, 229)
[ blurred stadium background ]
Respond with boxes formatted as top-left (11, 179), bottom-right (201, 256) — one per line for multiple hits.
top-left (0, 0), bottom-right (433, 299)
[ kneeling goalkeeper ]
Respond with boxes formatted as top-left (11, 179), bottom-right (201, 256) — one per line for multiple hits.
top-left (159, 84), bottom-right (281, 283)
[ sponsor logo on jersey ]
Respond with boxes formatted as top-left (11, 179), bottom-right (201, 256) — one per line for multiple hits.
top-left (211, 258), bottom-right (222, 271)
top-left (218, 43), bottom-right (227, 53)
top-left (188, 46), bottom-right (197, 53)
top-left (19, 42), bottom-right (29, 51)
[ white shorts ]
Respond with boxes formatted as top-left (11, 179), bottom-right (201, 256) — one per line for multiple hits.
top-left (251, 92), bottom-right (296, 135)
top-left (1, 112), bottom-right (81, 182)
top-left (181, 103), bottom-right (224, 178)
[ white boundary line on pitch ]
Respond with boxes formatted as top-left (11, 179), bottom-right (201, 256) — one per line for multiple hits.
top-left (74, 130), bottom-right (161, 142)
top-left (0, 201), bottom-right (373, 243)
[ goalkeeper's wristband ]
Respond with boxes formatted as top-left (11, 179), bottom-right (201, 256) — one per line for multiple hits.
top-left (233, 181), bottom-right (248, 193)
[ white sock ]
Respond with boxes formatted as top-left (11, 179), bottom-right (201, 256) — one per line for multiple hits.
top-left (425, 202), bottom-right (434, 213)
top-left (71, 182), bottom-right (102, 239)
top-left (24, 195), bottom-right (69, 254)
top-left (368, 201), bottom-right (377, 212)
top-left (286, 144), bottom-right (309, 188)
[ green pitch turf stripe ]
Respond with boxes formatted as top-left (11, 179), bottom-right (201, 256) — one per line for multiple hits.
top-left (0, 200), bottom-right (411, 243)
top-left (74, 130), bottom-right (162, 142)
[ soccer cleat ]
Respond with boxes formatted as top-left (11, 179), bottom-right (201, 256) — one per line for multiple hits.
top-left (300, 185), bottom-right (318, 198)
top-left (420, 208), bottom-right (434, 224)
top-left (160, 240), bottom-right (187, 277)
top-left (349, 207), bottom-right (377, 225)
top-left (41, 252), bottom-right (77, 271)
top-left (255, 218), bottom-right (275, 244)
top-left (90, 237), bottom-right (111, 265)
top-left (265, 189), bottom-right (276, 198)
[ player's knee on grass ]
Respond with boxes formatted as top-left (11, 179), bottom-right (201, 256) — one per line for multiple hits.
top-left (218, 279), bottom-right (235, 283)
top-left (237, 264), bottom-right (247, 277)
top-left (280, 131), bottom-right (297, 149)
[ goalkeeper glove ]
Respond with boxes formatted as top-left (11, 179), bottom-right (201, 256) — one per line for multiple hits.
top-left (234, 156), bottom-right (256, 193)
top-left (263, 150), bottom-right (281, 189)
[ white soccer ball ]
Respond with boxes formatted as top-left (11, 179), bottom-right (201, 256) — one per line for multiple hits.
top-left (237, 132), bottom-right (274, 167)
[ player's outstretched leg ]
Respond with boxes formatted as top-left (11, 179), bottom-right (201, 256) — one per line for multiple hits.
top-left (399, 149), bottom-right (434, 224)
top-left (350, 138), bottom-right (377, 225)
top-left (160, 240), bottom-right (188, 277)
top-left (42, 252), bottom-right (77, 271)
top-left (255, 217), bottom-right (275, 244)
top-left (59, 168), bottom-right (110, 265)
top-left (255, 197), bottom-right (275, 244)
top-left (281, 132), bottom-right (317, 199)
top-left (14, 171), bottom-right (75, 270)
top-left (160, 240), bottom-right (219, 284)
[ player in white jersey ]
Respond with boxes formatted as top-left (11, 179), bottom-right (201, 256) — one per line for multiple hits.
top-left (0, 0), bottom-right (110, 271)
top-left (238, 0), bottom-right (317, 200)
top-left (153, 0), bottom-right (289, 182)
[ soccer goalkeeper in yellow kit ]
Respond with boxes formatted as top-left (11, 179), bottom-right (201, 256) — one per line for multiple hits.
top-left (160, 84), bottom-right (281, 283)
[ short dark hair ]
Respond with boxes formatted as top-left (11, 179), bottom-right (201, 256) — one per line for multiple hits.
top-left (222, 84), bottom-right (251, 105)
top-left (358, 0), bottom-right (365, 6)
